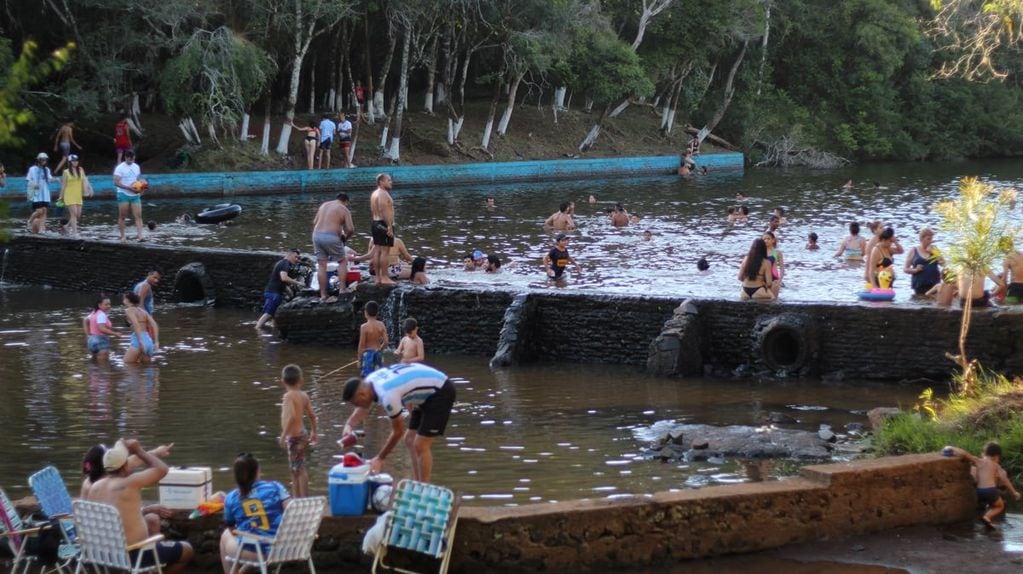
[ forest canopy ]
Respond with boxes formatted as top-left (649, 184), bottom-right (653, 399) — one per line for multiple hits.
top-left (2, 0), bottom-right (1023, 164)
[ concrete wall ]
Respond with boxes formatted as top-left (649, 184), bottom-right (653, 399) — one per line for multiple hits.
top-left (13, 454), bottom-right (976, 572)
top-left (1, 235), bottom-right (280, 308)
top-left (0, 153), bottom-right (744, 200)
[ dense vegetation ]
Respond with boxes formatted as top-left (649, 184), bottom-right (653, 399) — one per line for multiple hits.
top-left (2, 0), bottom-right (1023, 164)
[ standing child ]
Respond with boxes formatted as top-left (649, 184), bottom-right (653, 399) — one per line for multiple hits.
top-left (946, 443), bottom-right (1021, 528)
top-left (395, 318), bottom-right (425, 363)
top-left (358, 300), bottom-right (389, 376)
top-left (279, 364), bottom-right (318, 498)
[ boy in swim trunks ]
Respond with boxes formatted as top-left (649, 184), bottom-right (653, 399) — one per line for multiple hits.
top-left (945, 443), bottom-right (1021, 528)
top-left (279, 364), bottom-right (318, 498)
top-left (358, 300), bottom-right (389, 376)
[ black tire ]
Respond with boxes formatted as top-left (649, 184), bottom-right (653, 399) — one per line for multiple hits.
top-left (752, 313), bottom-right (817, 375)
top-left (173, 262), bottom-right (216, 305)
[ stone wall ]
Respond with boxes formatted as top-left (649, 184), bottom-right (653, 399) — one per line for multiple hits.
top-left (12, 455), bottom-right (976, 572)
top-left (1, 235), bottom-right (282, 308)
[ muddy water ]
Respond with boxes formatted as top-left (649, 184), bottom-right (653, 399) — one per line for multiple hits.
top-left (6, 160), bottom-right (1023, 302)
top-left (0, 285), bottom-right (930, 504)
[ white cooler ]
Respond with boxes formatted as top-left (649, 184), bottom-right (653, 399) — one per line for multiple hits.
top-left (158, 466), bottom-right (213, 510)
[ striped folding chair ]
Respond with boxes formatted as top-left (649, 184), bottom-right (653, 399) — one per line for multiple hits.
top-left (372, 480), bottom-right (459, 574)
top-left (225, 496), bottom-right (326, 574)
top-left (29, 466), bottom-right (80, 566)
top-left (71, 500), bottom-right (164, 574)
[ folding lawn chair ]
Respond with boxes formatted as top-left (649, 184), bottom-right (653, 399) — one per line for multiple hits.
top-left (29, 466), bottom-right (80, 565)
top-left (71, 500), bottom-right (165, 574)
top-left (371, 480), bottom-right (460, 574)
top-left (1, 487), bottom-right (68, 574)
top-left (225, 496), bottom-right (326, 574)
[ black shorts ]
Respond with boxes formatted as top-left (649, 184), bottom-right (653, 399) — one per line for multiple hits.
top-left (372, 220), bottom-right (394, 247)
top-left (1007, 283), bottom-right (1023, 301)
top-left (960, 291), bottom-right (991, 308)
top-left (319, 138), bottom-right (333, 150)
top-left (129, 540), bottom-right (186, 568)
top-left (408, 379), bottom-right (456, 437)
top-left (31, 201), bottom-right (50, 210)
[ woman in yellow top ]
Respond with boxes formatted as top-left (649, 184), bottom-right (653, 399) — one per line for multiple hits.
top-left (59, 154), bottom-right (89, 237)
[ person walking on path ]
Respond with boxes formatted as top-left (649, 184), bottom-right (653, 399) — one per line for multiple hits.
top-left (114, 114), bottom-right (135, 163)
top-left (256, 249), bottom-right (303, 330)
top-left (114, 150), bottom-right (146, 241)
top-left (26, 152), bottom-right (54, 233)
top-left (58, 154), bottom-right (90, 237)
top-left (312, 192), bottom-right (355, 301)
top-left (342, 363), bottom-right (457, 483)
top-left (52, 120), bottom-right (81, 174)
top-left (370, 173), bottom-right (396, 286)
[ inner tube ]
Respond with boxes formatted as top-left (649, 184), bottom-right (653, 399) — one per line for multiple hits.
top-left (195, 203), bottom-right (242, 224)
top-left (858, 289), bottom-right (895, 302)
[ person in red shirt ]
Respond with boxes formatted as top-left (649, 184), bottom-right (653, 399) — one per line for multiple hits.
top-left (114, 114), bottom-right (134, 163)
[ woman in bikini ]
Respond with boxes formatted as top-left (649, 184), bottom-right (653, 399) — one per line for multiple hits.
top-left (738, 238), bottom-right (775, 300)
top-left (123, 292), bottom-right (159, 364)
top-left (290, 119), bottom-right (320, 170)
top-left (763, 231), bottom-right (784, 297)
top-left (409, 256), bottom-right (429, 285)
top-left (904, 227), bottom-right (944, 296)
top-left (867, 227), bottom-right (904, 288)
top-left (835, 221), bottom-right (867, 261)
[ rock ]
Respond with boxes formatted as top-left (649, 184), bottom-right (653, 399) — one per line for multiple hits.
top-left (707, 456), bottom-right (726, 465)
top-left (867, 407), bottom-right (903, 431)
top-left (844, 422), bottom-right (866, 435)
top-left (669, 429), bottom-right (685, 445)
top-left (818, 429), bottom-right (836, 443)
top-left (691, 441), bottom-right (709, 450)
top-left (768, 412), bottom-right (798, 424)
top-left (640, 423), bottom-right (833, 461)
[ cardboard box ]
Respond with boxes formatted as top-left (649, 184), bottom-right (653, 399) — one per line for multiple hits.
top-left (158, 466), bottom-right (212, 510)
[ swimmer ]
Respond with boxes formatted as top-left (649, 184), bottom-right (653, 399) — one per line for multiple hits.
top-left (629, 214), bottom-right (640, 225)
top-left (765, 216), bottom-right (781, 235)
top-left (409, 257), bottom-right (429, 285)
top-left (463, 249), bottom-right (487, 271)
top-left (609, 204), bottom-right (629, 227)
top-left (763, 231), bottom-right (784, 296)
top-left (697, 257), bottom-right (710, 273)
top-left (842, 179), bottom-right (853, 189)
top-left (735, 193), bottom-right (747, 201)
top-left (486, 197), bottom-right (495, 208)
top-left (699, 166), bottom-right (708, 175)
top-left (726, 207), bottom-right (737, 223)
top-left (736, 205), bottom-right (749, 223)
top-left (873, 181), bottom-right (888, 190)
top-left (642, 230), bottom-right (652, 241)
top-left (544, 233), bottom-right (580, 281)
top-left (835, 221), bottom-right (867, 261)
top-left (485, 255), bottom-right (502, 273)
top-left (588, 195), bottom-right (597, 204)
top-left (84, 294), bottom-right (117, 361)
top-left (864, 220), bottom-right (884, 266)
top-left (147, 220), bottom-right (157, 231)
top-left (772, 207), bottom-right (788, 226)
top-left (123, 292), bottom-right (158, 364)
top-left (738, 238), bottom-right (774, 300)
top-left (175, 214), bottom-right (195, 225)
top-left (544, 201), bottom-right (576, 230)
top-left (866, 227), bottom-right (904, 287)
top-left (806, 232), bottom-right (819, 250)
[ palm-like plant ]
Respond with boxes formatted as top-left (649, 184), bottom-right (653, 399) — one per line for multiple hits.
top-left (934, 177), bottom-right (1020, 392)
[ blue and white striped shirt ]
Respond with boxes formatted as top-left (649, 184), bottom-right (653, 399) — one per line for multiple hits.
top-left (368, 363), bottom-right (448, 418)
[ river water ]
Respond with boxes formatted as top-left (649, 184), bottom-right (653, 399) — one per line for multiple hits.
top-left (6, 159), bottom-right (1023, 302)
top-left (2, 160), bottom-right (1021, 504)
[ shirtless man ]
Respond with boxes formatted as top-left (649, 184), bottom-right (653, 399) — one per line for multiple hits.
top-left (609, 205), bottom-right (629, 227)
top-left (312, 192), bottom-right (355, 300)
top-left (957, 267), bottom-right (1004, 309)
top-left (87, 439), bottom-right (193, 573)
top-left (544, 202), bottom-right (575, 230)
top-left (1003, 248), bottom-right (1023, 303)
top-left (369, 174), bottom-right (396, 286)
top-left (52, 120), bottom-right (81, 174)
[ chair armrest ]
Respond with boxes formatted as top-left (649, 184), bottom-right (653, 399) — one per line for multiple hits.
top-left (0, 527), bottom-right (42, 538)
top-left (126, 534), bottom-right (165, 552)
top-left (235, 530), bottom-right (275, 545)
top-left (49, 513), bottom-right (72, 520)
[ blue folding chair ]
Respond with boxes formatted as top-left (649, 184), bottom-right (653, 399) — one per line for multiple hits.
top-left (29, 466), bottom-right (80, 567)
top-left (1, 487), bottom-right (69, 573)
top-left (372, 480), bottom-right (459, 574)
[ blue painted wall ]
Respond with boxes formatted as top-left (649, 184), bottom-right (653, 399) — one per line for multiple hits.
top-left (0, 153), bottom-right (743, 200)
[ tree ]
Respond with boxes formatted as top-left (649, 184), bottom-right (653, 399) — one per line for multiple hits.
top-left (0, 39), bottom-right (74, 146)
top-left (928, 0), bottom-right (1023, 80)
top-left (934, 177), bottom-right (1020, 392)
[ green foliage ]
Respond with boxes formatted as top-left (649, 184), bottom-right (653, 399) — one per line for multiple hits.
top-left (934, 177), bottom-right (1019, 279)
top-left (0, 39), bottom-right (74, 146)
top-left (569, 27), bottom-right (653, 106)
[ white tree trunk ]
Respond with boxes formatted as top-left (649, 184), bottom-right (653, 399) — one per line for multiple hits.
top-left (480, 116), bottom-right (495, 150)
top-left (665, 109), bottom-right (677, 134)
top-left (554, 86), bottom-right (567, 110)
top-left (239, 113), bottom-right (250, 142)
top-left (757, 0), bottom-right (772, 96)
top-left (608, 99), bottom-right (630, 118)
top-left (578, 123), bottom-right (601, 151)
top-left (385, 20), bottom-right (412, 162)
top-left (328, 88), bottom-right (337, 112)
top-left (373, 90), bottom-right (386, 118)
top-left (380, 126), bottom-right (389, 149)
top-left (632, 0), bottom-right (674, 50)
top-left (497, 72), bottom-right (525, 136)
top-left (130, 93), bottom-right (142, 128)
top-left (435, 83), bottom-right (447, 107)
top-left (276, 53), bottom-right (306, 154)
top-left (447, 117), bottom-right (463, 145)
top-left (260, 117), bottom-right (271, 155)
top-left (307, 62), bottom-right (316, 113)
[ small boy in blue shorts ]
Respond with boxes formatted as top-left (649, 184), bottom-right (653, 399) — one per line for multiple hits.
top-left (946, 442), bottom-right (1021, 528)
top-left (358, 300), bottom-right (388, 376)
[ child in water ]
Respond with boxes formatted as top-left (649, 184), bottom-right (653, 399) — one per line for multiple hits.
top-left (394, 318), bottom-right (425, 363)
top-left (806, 232), bottom-right (819, 250)
top-left (278, 364), bottom-right (318, 498)
top-left (945, 443), bottom-right (1021, 528)
top-left (357, 300), bottom-right (388, 376)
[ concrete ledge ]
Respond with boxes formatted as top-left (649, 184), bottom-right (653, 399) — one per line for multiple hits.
top-left (0, 153), bottom-right (744, 200)
top-left (13, 455), bottom-right (975, 572)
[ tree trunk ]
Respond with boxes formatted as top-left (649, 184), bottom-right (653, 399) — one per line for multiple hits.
top-left (497, 71), bottom-right (526, 136)
top-left (380, 92), bottom-right (398, 149)
top-left (385, 21), bottom-right (412, 162)
top-left (608, 98), bottom-right (630, 118)
top-left (699, 41), bottom-right (748, 143)
top-left (632, 0), bottom-right (674, 50)
top-left (554, 86), bottom-right (567, 110)
top-left (364, 15), bottom-right (376, 124)
top-left (307, 55), bottom-right (316, 114)
top-left (240, 113), bottom-right (250, 142)
top-left (336, 20), bottom-right (352, 111)
top-left (423, 35), bottom-right (439, 113)
top-left (447, 45), bottom-right (473, 145)
top-left (275, 52), bottom-right (305, 154)
top-left (579, 105), bottom-right (611, 151)
top-left (480, 57), bottom-right (507, 150)
top-left (260, 91), bottom-right (272, 155)
top-left (436, 27), bottom-right (453, 107)
top-left (374, 32), bottom-right (398, 118)
top-left (757, 0), bottom-right (772, 97)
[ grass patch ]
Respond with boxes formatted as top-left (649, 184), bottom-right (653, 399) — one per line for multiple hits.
top-left (875, 367), bottom-right (1023, 482)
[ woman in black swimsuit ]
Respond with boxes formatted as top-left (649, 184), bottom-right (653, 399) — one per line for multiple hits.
top-left (290, 119), bottom-right (320, 170)
top-left (738, 238), bottom-right (775, 300)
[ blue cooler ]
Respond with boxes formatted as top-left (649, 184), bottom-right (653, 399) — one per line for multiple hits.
top-left (329, 463), bottom-right (370, 516)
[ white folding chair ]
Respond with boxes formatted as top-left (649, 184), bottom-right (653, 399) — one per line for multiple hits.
top-left (226, 496), bottom-right (326, 574)
top-left (71, 500), bottom-right (165, 574)
top-left (372, 480), bottom-right (460, 574)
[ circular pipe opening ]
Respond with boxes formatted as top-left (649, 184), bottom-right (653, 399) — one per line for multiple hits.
top-left (763, 327), bottom-right (802, 369)
top-left (174, 273), bottom-right (207, 303)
